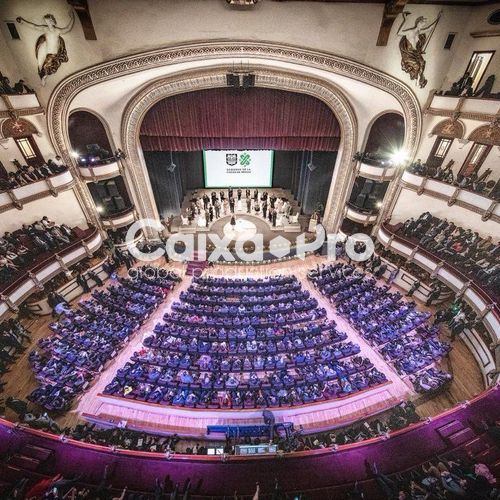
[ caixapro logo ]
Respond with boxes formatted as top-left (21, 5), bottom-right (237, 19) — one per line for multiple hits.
top-left (125, 218), bottom-right (375, 264)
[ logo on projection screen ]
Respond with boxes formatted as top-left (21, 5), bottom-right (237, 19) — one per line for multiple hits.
top-left (226, 153), bottom-right (237, 166)
top-left (239, 152), bottom-right (251, 166)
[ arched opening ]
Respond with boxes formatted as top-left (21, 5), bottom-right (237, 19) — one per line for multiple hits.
top-left (139, 87), bottom-right (341, 219)
top-left (69, 111), bottom-right (132, 216)
top-left (68, 110), bottom-right (113, 164)
top-left (365, 112), bottom-right (405, 158)
top-left (347, 113), bottom-right (405, 218)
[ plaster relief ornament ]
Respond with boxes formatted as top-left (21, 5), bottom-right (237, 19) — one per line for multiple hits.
top-left (396, 11), bottom-right (442, 88)
top-left (16, 10), bottom-right (75, 86)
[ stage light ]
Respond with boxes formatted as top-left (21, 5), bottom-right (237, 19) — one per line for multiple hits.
top-left (390, 149), bottom-right (408, 165)
top-left (96, 205), bottom-right (104, 213)
top-left (376, 201), bottom-right (383, 208)
top-left (70, 151), bottom-right (79, 158)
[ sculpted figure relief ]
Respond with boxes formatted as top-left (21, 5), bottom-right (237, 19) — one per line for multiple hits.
top-left (16, 10), bottom-right (75, 85)
top-left (397, 11), bottom-right (442, 88)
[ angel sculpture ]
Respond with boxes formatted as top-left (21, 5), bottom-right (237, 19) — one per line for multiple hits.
top-left (16, 10), bottom-right (75, 85)
top-left (397, 11), bottom-right (442, 88)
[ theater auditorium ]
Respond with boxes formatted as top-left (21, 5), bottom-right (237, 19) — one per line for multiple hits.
top-left (0, 0), bottom-right (499, 498)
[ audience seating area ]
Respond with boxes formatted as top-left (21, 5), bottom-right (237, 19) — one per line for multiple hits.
top-left (0, 217), bottom-right (83, 290)
top-left (407, 161), bottom-right (499, 201)
top-left (398, 212), bottom-right (500, 298)
top-left (0, 159), bottom-right (68, 193)
top-left (103, 275), bottom-right (388, 409)
top-left (27, 267), bottom-right (180, 411)
top-left (0, 319), bottom-right (31, 390)
top-left (308, 262), bottom-right (452, 391)
top-left (0, 387), bottom-right (499, 499)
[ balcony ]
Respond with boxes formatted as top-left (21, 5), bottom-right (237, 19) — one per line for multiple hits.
top-left (358, 161), bottom-right (397, 181)
top-left (100, 207), bottom-right (136, 229)
top-left (78, 158), bottom-right (121, 181)
top-left (0, 92), bottom-right (44, 116)
top-left (0, 228), bottom-right (103, 319)
top-left (426, 93), bottom-right (500, 120)
top-left (0, 169), bottom-right (75, 212)
top-left (345, 205), bottom-right (378, 225)
top-left (401, 171), bottom-right (499, 221)
top-left (377, 224), bottom-right (498, 383)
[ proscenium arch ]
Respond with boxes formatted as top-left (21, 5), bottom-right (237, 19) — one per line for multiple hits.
top-left (121, 67), bottom-right (357, 234)
top-left (47, 41), bottom-right (422, 232)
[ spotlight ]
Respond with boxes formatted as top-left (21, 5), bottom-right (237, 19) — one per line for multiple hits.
top-left (376, 201), bottom-right (383, 208)
top-left (70, 151), bottom-right (79, 158)
top-left (390, 149), bottom-right (408, 165)
top-left (96, 205), bottom-right (104, 213)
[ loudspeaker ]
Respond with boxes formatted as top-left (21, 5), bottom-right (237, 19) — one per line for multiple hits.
top-left (242, 74), bottom-right (255, 88)
top-left (226, 73), bottom-right (240, 87)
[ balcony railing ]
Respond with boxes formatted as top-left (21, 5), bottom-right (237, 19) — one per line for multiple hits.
top-left (78, 157), bottom-right (121, 180)
top-left (358, 161), bottom-right (397, 181)
top-left (0, 228), bottom-right (103, 319)
top-left (0, 386), bottom-right (497, 495)
top-left (345, 205), bottom-right (378, 224)
top-left (401, 171), bottom-right (499, 221)
top-left (426, 93), bottom-right (500, 119)
top-left (0, 92), bottom-right (44, 115)
top-left (377, 224), bottom-right (498, 383)
top-left (0, 169), bottom-right (75, 212)
top-left (100, 207), bottom-right (136, 229)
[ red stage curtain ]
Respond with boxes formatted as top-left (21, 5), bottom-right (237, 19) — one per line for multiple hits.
top-left (139, 87), bottom-right (340, 152)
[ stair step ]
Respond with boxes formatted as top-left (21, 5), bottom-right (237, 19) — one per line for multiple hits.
top-left (464, 437), bottom-right (490, 456)
top-left (475, 447), bottom-right (500, 465)
top-left (22, 443), bottom-right (54, 461)
top-left (9, 454), bottom-right (41, 471)
top-left (447, 427), bottom-right (476, 447)
top-left (436, 420), bottom-right (464, 439)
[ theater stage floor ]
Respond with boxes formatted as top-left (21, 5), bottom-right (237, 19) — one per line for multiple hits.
top-left (0, 256), bottom-right (484, 438)
top-left (170, 188), bottom-right (310, 246)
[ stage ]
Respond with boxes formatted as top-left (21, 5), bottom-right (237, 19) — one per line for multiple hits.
top-left (170, 188), bottom-right (309, 242)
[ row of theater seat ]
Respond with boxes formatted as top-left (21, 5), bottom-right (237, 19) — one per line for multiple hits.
top-left (27, 267), bottom-right (180, 411)
top-left (104, 275), bottom-right (388, 408)
top-left (309, 262), bottom-right (452, 390)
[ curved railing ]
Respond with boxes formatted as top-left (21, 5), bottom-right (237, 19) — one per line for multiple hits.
top-left (0, 386), bottom-right (498, 498)
top-left (0, 170), bottom-right (75, 212)
top-left (0, 228), bottom-right (103, 319)
top-left (377, 223), bottom-right (498, 383)
top-left (358, 161), bottom-right (397, 181)
top-left (100, 206), bottom-right (136, 229)
top-left (427, 93), bottom-right (500, 118)
top-left (78, 158), bottom-right (121, 180)
top-left (345, 204), bottom-right (378, 224)
top-left (0, 92), bottom-right (43, 115)
top-left (401, 171), bottom-right (499, 220)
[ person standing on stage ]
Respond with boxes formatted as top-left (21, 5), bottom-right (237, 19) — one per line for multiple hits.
top-left (245, 188), bottom-right (250, 199)
top-left (262, 201), bottom-right (268, 219)
top-left (214, 200), bottom-right (221, 219)
top-left (246, 197), bottom-right (251, 213)
top-left (229, 197), bottom-right (235, 214)
top-left (237, 188), bottom-right (242, 200)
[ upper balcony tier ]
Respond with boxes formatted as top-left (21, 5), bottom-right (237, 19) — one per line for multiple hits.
top-left (0, 92), bottom-right (44, 117)
top-left (425, 93), bottom-right (500, 120)
top-left (100, 207), bottom-right (136, 229)
top-left (0, 387), bottom-right (498, 496)
top-left (345, 204), bottom-right (378, 225)
top-left (0, 228), bottom-right (103, 320)
top-left (78, 157), bottom-right (121, 181)
top-left (401, 171), bottom-right (499, 222)
top-left (0, 169), bottom-right (75, 212)
top-left (377, 223), bottom-right (499, 342)
top-left (358, 160), bottom-right (397, 181)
